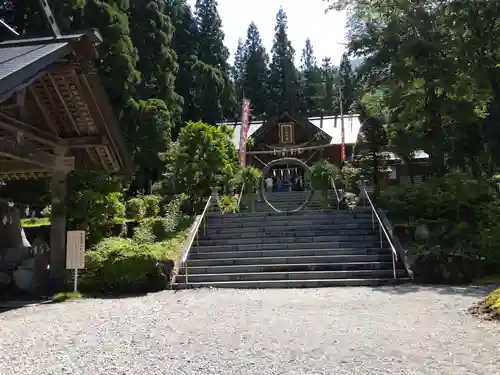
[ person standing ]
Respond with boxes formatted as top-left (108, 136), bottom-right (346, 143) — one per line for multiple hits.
top-left (265, 175), bottom-right (274, 192)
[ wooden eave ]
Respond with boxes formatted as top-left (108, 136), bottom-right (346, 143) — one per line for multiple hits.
top-left (0, 30), bottom-right (132, 180)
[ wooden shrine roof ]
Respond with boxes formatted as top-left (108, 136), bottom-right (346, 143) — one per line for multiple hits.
top-left (0, 30), bottom-right (132, 180)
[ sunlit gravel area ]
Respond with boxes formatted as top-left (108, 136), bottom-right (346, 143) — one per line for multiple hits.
top-left (0, 285), bottom-right (499, 375)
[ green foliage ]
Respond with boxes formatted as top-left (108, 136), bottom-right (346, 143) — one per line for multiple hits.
top-left (268, 8), bottom-right (299, 114)
top-left (81, 217), bottom-right (190, 294)
top-left (237, 167), bottom-right (263, 212)
top-left (142, 195), bottom-right (161, 217)
top-left (126, 197), bottom-right (146, 219)
top-left (52, 292), bottom-right (82, 303)
top-left (241, 23), bottom-right (270, 117)
top-left (122, 98), bottom-right (173, 190)
top-left (219, 195), bottom-right (239, 213)
top-left (308, 160), bottom-right (339, 208)
top-left (160, 121), bottom-right (240, 212)
top-left (66, 170), bottom-right (125, 245)
top-left (83, 237), bottom-right (162, 294)
top-left (484, 289), bottom-right (500, 314)
top-left (380, 172), bottom-right (500, 283)
top-left (83, 0), bottom-right (140, 108)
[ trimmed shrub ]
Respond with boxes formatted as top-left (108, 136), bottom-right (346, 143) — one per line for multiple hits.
top-left (126, 197), bottom-right (146, 219)
top-left (220, 195), bottom-right (239, 213)
top-left (142, 195), bottom-right (161, 217)
top-left (81, 237), bottom-right (164, 294)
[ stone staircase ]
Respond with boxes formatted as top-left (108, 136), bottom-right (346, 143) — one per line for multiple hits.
top-left (241, 190), bottom-right (339, 212)
top-left (172, 209), bottom-right (409, 289)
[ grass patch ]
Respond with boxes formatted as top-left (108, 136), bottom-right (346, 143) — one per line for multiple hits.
top-left (148, 227), bottom-right (190, 260)
top-left (52, 292), bottom-right (83, 303)
top-left (470, 288), bottom-right (500, 321)
top-left (21, 217), bottom-right (50, 228)
top-left (20, 216), bottom-right (169, 228)
top-left (475, 275), bottom-right (500, 285)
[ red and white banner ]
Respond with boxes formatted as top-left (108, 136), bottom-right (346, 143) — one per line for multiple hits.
top-left (340, 118), bottom-right (345, 162)
top-left (239, 98), bottom-right (251, 167)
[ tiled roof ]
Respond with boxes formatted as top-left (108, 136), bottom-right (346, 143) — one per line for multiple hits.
top-left (0, 30), bottom-right (101, 103)
top-left (0, 42), bottom-right (72, 101)
top-left (222, 115), bottom-right (363, 149)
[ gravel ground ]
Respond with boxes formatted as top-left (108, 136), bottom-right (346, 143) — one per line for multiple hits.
top-left (0, 285), bottom-right (499, 375)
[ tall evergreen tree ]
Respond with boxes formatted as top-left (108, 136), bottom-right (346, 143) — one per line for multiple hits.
top-left (84, 0), bottom-right (140, 109)
top-left (320, 57), bottom-right (337, 114)
top-left (232, 38), bottom-right (246, 100)
top-left (268, 8), bottom-right (299, 115)
top-left (129, 0), bottom-right (182, 115)
top-left (165, 0), bottom-right (202, 126)
top-left (194, 0), bottom-right (236, 123)
top-left (339, 52), bottom-right (355, 113)
top-left (299, 38), bottom-right (322, 116)
top-left (242, 22), bottom-right (270, 118)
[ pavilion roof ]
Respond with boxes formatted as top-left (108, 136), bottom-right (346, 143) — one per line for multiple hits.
top-left (0, 30), bottom-right (132, 180)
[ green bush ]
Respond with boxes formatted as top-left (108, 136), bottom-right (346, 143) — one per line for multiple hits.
top-left (237, 167), bottom-right (263, 212)
top-left (142, 195), bottom-right (161, 217)
top-left (133, 220), bottom-right (156, 244)
top-left (82, 237), bottom-right (164, 294)
top-left (380, 172), bottom-right (500, 283)
top-left (308, 160), bottom-right (340, 208)
top-left (219, 195), bottom-right (239, 213)
top-left (126, 197), bottom-right (146, 219)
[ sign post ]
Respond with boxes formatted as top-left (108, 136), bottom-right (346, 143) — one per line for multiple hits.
top-left (66, 230), bottom-right (85, 292)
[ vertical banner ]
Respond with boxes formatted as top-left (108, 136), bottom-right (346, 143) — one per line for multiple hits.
top-left (239, 98), bottom-right (251, 167)
top-left (339, 86), bottom-right (345, 163)
top-left (340, 116), bottom-right (345, 162)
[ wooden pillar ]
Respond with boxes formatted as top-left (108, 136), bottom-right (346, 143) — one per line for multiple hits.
top-left (49, 148), bottom-right (73, 286)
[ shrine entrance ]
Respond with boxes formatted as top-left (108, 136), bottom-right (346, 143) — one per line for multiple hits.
top-left (260, 158), bottom-right (313, 213)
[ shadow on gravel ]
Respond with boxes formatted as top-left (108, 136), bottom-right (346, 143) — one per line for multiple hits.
top-left (0, 299), bottom-right (52, 314)
top-left (372, 284), bottom-right (497, 297)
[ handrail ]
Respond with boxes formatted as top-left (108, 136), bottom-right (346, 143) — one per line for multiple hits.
top-left (237, 183), bottom-right (244, 208)
top-left (330, 178), bottom-right (341, 210)
top-left (171, 195), bottom-right (212, 286)
top-left (358, 184), bottom-right (399, 279)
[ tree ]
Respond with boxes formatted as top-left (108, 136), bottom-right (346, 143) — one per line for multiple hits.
top-left (165, 0), bottom-right (203, 127)
top-left (194, 0), bottom-right (236, 122)
top-left (160, 121), bottom-right (240, 212)
top-left (339, 52), bottom-right (355, 113)
top-left (121, 98), bottom-right (173, 193)
top-left (268, 7), bottom-right (299, 114)
top-left (319, 57), bottom-right (337, 114)
top-left (84, 0), bottom-right (140, 110)
top-left (129, 0), bottom-right (182, 118)
top-left (232, 38), bottom-right (246, 100)
top-left (241, 22), bottom-right (270, 118)
top-left (299, 38), bottom-right (322, 116)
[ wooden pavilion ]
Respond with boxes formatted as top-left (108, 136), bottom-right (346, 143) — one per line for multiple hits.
top-left (0, 29), bottom-right (131, 284)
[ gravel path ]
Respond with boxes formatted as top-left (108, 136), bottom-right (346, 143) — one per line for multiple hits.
top-left (0, 285), bottom-right (499, 375)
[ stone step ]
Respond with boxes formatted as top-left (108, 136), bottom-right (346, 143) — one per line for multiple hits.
top-left (197, 235), bottom-right (381, 246)
top-left (187, 253), bottom-right (393, 266)
top-left (172, 278), bottom-right (408, 289)
top-left (192, 241), bottom-right (387, 252)
top-left (206, 223), bottom-right (374, 234)
top-left (207, 215), bottom-right (373, 225)
top-left (178, 261), bottom-right (400, 275)
top-left (207, 210), bottom-right (369, 219)
top-left (206, 218), bottom-right (375, 229)
top-left (189, 247), bottom-right (392, 259)
top-left (201, 229), bottom-right (378, 240)
top-left (174, 269), bottom-right (407, 283)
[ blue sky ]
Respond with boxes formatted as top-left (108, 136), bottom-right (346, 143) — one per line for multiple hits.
top-left (186, 0), bottom-right (348, 66)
